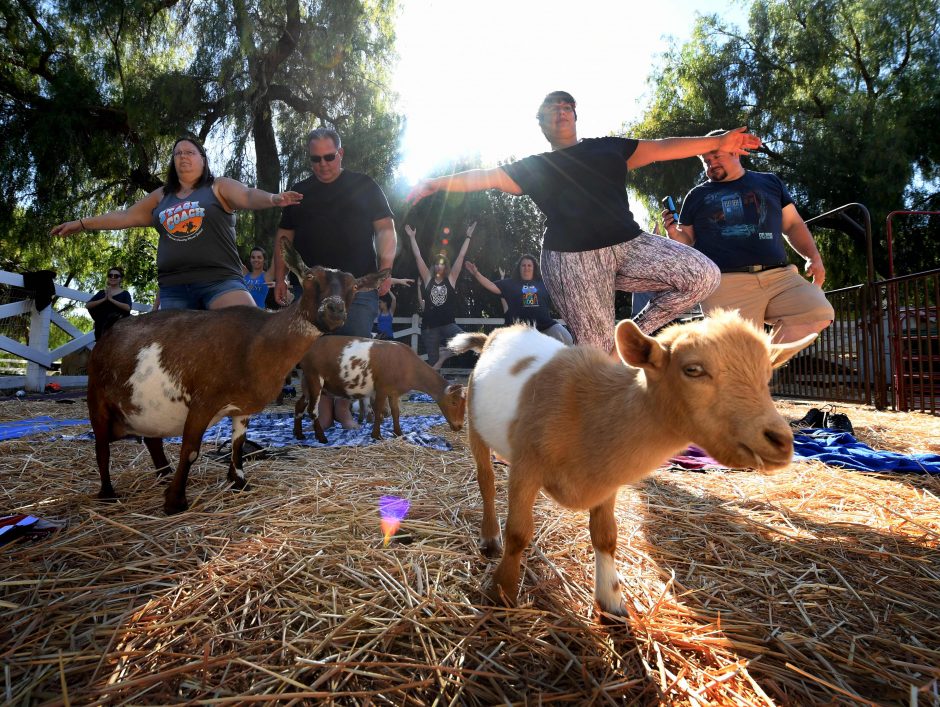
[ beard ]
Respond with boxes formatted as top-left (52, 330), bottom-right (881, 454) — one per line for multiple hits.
top-left (707, 165), bottom-right (728, 181)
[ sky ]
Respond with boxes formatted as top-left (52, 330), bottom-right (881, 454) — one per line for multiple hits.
top-left (392, 0), bottom-right (747, 184)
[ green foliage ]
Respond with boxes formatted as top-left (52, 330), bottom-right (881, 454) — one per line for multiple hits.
top-left (0, 0), bottom-right (403, 291)
top-left (627, 0), bottom-right (940, 286)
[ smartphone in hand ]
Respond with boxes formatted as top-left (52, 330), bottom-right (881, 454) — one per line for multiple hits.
top-left (661, 196), bottom-right (679, 224)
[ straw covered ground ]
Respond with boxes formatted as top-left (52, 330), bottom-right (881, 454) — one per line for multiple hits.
top-left (1, 392), bottom-right (939, 706)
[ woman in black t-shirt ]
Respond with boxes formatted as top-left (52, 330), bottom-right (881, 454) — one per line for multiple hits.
top-left (405, 222), bottom-right (475, 370)
top-left (87, 266), bottom-right (133, 340)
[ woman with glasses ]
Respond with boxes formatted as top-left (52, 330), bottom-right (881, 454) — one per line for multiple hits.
top-left (86, 267), bottom-right (132, 340)
top-left (51, 135), bottom-right (302, 311)
top-left (408, 91), bottom-right (761, 355)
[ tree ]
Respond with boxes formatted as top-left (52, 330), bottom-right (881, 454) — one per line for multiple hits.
top-left (0, 0), bottom-right (402, 297)
top-left (626, 0), bottom-right (940, 286)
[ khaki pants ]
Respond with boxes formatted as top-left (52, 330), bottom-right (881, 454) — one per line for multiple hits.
top-left (703, 265), bottom-right (834, 332)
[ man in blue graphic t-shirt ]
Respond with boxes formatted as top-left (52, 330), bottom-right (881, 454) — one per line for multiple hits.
top-left (663, 130), bottom-right (833, 344)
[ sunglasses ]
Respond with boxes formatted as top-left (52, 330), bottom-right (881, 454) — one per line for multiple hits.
top-left (108, 273), bottom-right (122, 278)
top-left (309, 152), bottom-right (338, 164)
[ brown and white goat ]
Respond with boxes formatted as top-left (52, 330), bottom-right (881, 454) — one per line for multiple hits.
top-left (448, 311), bottom-right (814, 614)
top-left (87, 244), bottom-right (388, 515)
top-left (293, 336), bottom-right (466, 443)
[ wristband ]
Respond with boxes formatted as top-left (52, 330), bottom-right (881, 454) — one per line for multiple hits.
top-left (79, 218), bottom-right (87, 231)
top-left (270, 193), bottom-right (277, 205)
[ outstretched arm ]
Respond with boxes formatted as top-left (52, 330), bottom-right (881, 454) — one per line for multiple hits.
top-left (212, 177), bottom-right (302, 212)
top-left (627, 127), bottom-right (762, 170)
top-left (406, 167), bottom-right (522, 205)
top-left (272, 228), bottom-right (296, 304)
top-left (464, 261), bottom-right (501, 295)
top-left (448, 221), bottom-right (476, 285)
top-left (405, 224), bottom-right (432, 286)
top-left (50, 188), bottom-right (164, 236)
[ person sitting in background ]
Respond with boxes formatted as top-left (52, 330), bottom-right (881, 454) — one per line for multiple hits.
top-left (242, 246), bottom-right (275, 308)
top-left (86, 266), bottom-right (132, 340)
top-left (405, 222), bottom-right (474, 370)
top-left (465, 254), bottom-right (573, 345)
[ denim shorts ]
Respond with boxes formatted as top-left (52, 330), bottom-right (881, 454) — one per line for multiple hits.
top-left (158, 277), bottom-right (249, 311)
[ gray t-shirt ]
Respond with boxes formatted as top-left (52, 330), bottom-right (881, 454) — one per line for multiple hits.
top-left (152, 183), bottom-right (243, 287)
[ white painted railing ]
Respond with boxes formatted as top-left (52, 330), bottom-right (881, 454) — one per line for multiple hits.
top-left (0, 270), bottom-right (151, 391)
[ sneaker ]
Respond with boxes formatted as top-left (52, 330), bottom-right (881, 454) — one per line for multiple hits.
top-left (823, 410), bottom-right (854, 435)
top-left (791, 407), bottom-right (824, 429)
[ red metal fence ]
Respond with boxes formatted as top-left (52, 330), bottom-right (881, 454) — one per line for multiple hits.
top-left (772, 208), bottom-right (940, 414)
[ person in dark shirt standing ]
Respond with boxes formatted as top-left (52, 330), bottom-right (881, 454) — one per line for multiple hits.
top-left (273, 127), bottom-right (396, 429)
top-left (408, 91), bottom-right (762, 354)
top-left (86, 266), bottom-right (133, 340)
top-left (465, 254), bottom-right (572, 344)
top-left (663, 130), bottom-right (833, 343)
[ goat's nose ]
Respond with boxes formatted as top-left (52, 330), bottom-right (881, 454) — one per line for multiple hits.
top-left (763, 426), bottom-right (793, 455)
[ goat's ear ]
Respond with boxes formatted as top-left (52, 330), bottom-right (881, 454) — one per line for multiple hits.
top-left (614, 319), bottom-right (667, 372)
top-left (356, 268), bottom-right (391, 292)
top-left (769, 333), bottom-right (817, 369)
top-left (447, 383), bottom-right (466, 399)
top-left (282, 240), bottom-right (308, 281)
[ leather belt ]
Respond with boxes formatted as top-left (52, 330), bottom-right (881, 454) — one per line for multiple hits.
top-left (720, 263), bottom-right (789, 274)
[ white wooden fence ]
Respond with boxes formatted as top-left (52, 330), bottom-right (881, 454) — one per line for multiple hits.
top-left (0, 270), bottom-right (151, 391)
top-left (0, 268), bottom-right (503, 391)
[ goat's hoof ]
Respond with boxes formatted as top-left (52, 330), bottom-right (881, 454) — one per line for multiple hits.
top-left (479, 537), bottom-right (502, 558)
top-left (154, 466), bottom-right (172, 478)
top-left (370, 433), bottom-right (383, 441)
top-left (315, 434), bottom-right (328, 444)
top-left (163, 497), bottom-right (189, 515)
top-left (294, 432), bottom-right (306, 440)
top-left (485, 582), bottom-right (516, 607)
top-left (230, 480), bottom-right (250, 492)
top-left (96, 489), bottom-right (118, 502)
top-left (596, 605), bottom-right (629, 625)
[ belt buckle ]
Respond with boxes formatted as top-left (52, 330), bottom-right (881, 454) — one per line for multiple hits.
top-left (748, 265), bottom-right (762, 273)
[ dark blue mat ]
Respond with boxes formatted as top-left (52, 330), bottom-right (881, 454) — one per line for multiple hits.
top-left (53, 411), bottom-right (452, 451)
top-left (794, 428), bottom-right (940, 474)
top-left (0, 416), bottom-right (90, 441)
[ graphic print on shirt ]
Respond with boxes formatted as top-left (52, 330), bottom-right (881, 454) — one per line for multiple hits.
top-left (158, 201), bottom-right (206, 241)
top-left (521, 283), bottom-right (539, 307)
top-left (429, 282), bottom-right (448, 307)
top-left (702, 189), bottom-right (772, 240)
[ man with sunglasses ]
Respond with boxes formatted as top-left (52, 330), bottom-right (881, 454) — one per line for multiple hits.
top-left (662, 129), bottom-right (833, 344)
top-left (273, 127), bottom-right (396, 429)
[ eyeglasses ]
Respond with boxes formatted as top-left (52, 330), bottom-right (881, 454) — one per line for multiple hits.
top-left (108, 273), bottom-right (122, 278)
top-left (309, 152), bottom-right (339, 164)
top-left (173, 149), bottom-right (199, 158)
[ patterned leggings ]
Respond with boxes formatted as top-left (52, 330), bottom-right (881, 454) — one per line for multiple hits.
top-left (540, 232), bottom-right (720, 352)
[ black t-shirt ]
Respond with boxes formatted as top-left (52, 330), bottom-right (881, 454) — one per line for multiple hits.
top-left (502, 137), bottom-right (641, 252)
top-left (279, 170), bottom-right (393, 276)
top-left (88, 289), bottom-right (132, 339)
top-left (495, 278), bottom-right (556, 330)
top-left (422, 278), bottom-right (458, 329)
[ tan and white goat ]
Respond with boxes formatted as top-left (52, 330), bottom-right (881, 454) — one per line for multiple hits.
top-left (448, 311), bottom-right (814, 614)
top-left (294, 336), bottom-right (466, 442)
top-left (87, 244), bottom-right (388, 515)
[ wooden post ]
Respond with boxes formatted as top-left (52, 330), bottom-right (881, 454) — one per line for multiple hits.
top-left (25, 299), bottom-right (51, 392)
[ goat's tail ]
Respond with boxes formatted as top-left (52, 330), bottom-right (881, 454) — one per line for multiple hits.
top-left (447, 332), bottom-right (488, 354)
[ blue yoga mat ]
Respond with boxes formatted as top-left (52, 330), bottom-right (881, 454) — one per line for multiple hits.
top-left (794, 428), bottom-right (940, 474)
top-left (0, 416), bottom-right (90, 441)
top-left (48, 411), bottom-right (453, 451)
